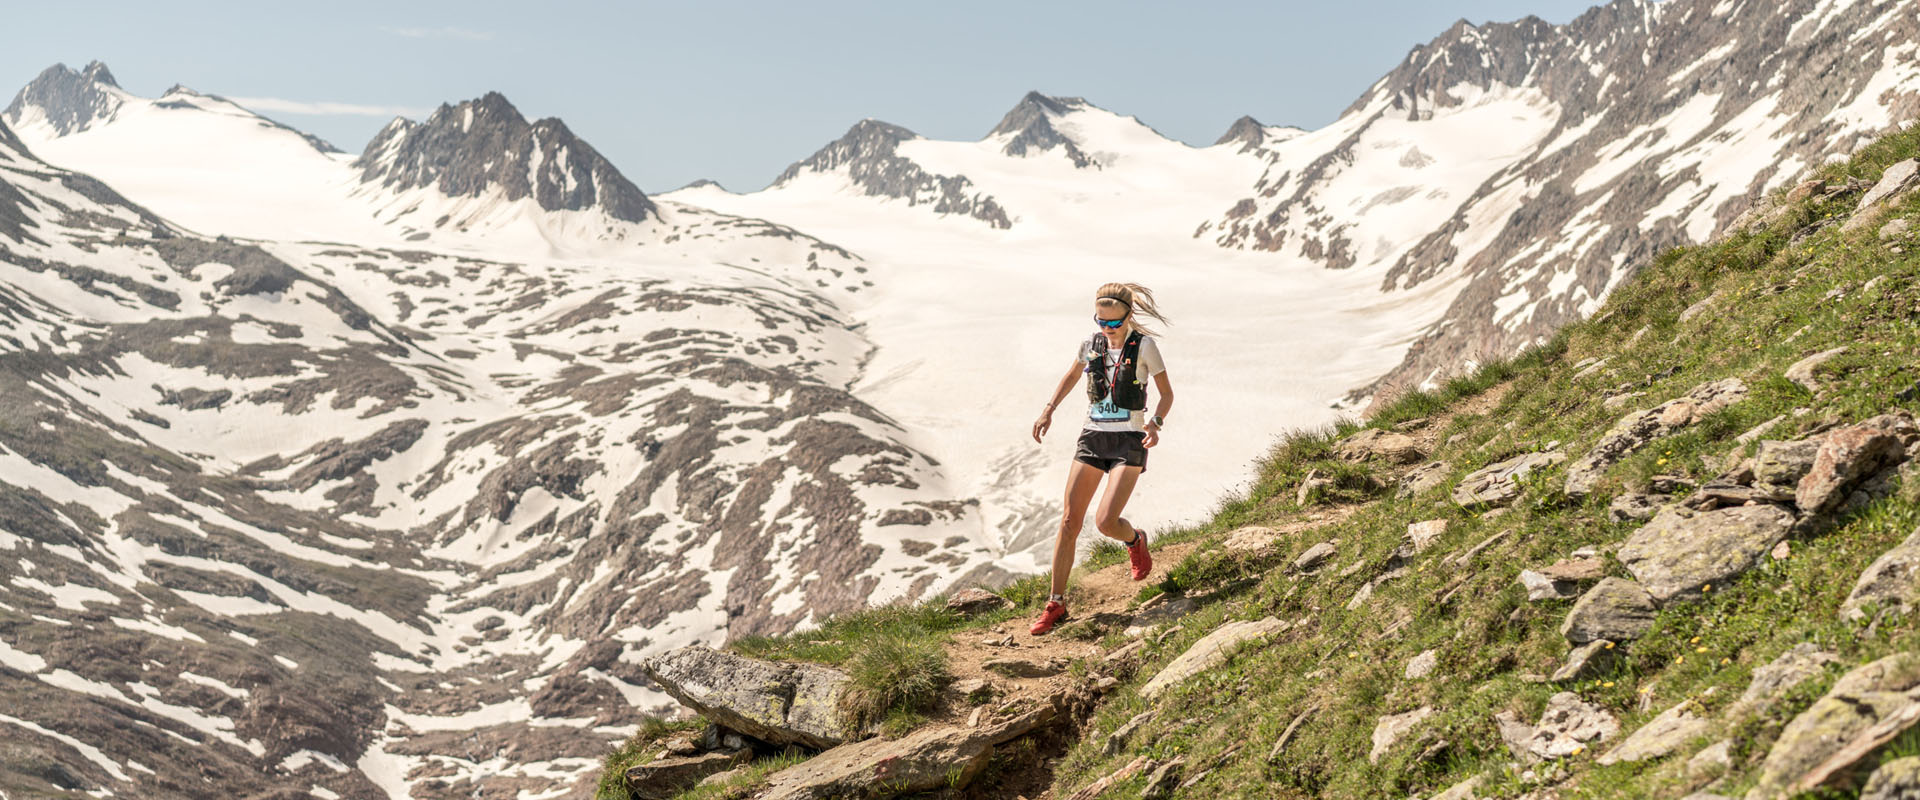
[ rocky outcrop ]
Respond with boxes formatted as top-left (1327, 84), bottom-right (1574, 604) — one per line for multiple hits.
top-left (1399, 461), bottom-right (1453, 498)
top-left (3, 61), bottom-right (125, 136)
top-left (987, 92), bottom-right (1097, 168)
top-left (1565, 379), bottom-right (1748, 498)
top-left (1453, 451), bottom-right (1566, 507)
top-left (1370, 706), bottom-right (1434, 763)
top-left (625, 749), bottom-right (751, 800)
top-left (772, 119), bottom-right (1012, 228)
top-left (1732, 644), bottom-right (1840, 718)
top-left (1141, 617), bottom-right (1288, 698)
top-left (640, 646), bottom-right (851, 749)
top-left (1617, 505), bottom-right (1796, 603)
top-left (355, 92), bottom-right (655, 223)
top-left (1498, 692), bottom-right (1619, 763)
top-left (946, 588), bottom-right (1012, 616)
top-left (1797, 415), bottom-right (1918, 515)
top-left (1336, 428), bottom-right (1425, 464)
top-left (1844, 159), bottom-right (1920, 231)
top-left (1863, 756), bottom-right (1920, 800)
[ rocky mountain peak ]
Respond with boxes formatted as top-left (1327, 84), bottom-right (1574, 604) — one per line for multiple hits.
top-left (3, 60), bottom-right (129, 136)
top-left (1349, 14), bottom-right (1559, 119)
top-left (1214, 115), bottom-right (1268, 149)
top-left (354, 91), bottom-right (655, 224)
top-left (771, 117), bottom-right (1011, 228)
top-left (986, 90), bottom-right (1096, 167)
top-left (774, 119), bottom-right (921, 185)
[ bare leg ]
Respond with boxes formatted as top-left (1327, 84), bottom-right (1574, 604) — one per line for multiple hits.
top-left (1050, 461), bottom-right (1107, 597)
top-left (1093, 465), bottom-right (1146, 542)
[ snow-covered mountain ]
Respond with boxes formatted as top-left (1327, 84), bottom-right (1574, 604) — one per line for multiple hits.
top-left (0, 76), bottom-right (1001, 797)
top-left (1203, 0), bottom-right (1919, 399)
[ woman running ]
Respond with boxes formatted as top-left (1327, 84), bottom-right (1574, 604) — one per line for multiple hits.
top-left (1027, 283), bottom-right (1173, 635)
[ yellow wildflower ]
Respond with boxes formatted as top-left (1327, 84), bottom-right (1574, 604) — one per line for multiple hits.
top-left (1676, 656), bottom-right (1685, 664)
top-left (1689, 636), bottom-right (1700, 644)
top-left (1602, 681), bottom-right (1615, 688)
top-left (1696, 646), bottom-right (1708, 654)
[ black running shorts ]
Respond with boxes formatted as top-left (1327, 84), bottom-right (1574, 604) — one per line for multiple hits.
top-left (1074, 429), bottom-right (1147, 472)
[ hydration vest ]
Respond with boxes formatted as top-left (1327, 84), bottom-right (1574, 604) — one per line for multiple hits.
top-left (1085, 332), bottom-right (1148, 410)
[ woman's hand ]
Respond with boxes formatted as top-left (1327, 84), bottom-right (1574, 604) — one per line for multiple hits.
top-left (1142, 424), bottom-right (1160, 448)
top-left (1032, 409), bottom-right (1053, 443)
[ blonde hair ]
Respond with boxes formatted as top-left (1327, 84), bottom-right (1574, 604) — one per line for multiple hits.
top-left (1094, 283), bottom-right (1169, 338)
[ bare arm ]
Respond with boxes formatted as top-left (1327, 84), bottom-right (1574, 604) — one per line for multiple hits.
top-left (1032, 359), bottom-right (1083, 443)
top-left (1142, 370), bottom-right (1173, 448)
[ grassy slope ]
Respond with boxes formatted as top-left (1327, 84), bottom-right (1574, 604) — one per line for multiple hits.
top-left (600, 122), bottom-right (1920, 800)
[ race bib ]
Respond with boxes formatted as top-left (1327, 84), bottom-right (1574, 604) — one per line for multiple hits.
top-left (1089, 394), bottom-right (1131, 422)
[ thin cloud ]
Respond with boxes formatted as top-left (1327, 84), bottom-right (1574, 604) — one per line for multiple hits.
top-left (379, 25), bottom-right (495, 41)
top-left (229, 96), bottom-right (429, 117)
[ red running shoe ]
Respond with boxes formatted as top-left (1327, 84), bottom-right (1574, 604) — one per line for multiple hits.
top-left (1029, 600), bottom-right (1067, 636)
top-left (1127, 528), bottom-right (1152, 581)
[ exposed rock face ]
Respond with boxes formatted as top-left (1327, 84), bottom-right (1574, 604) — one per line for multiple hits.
top-left (1748, 654), bottom-right (1920, 799)
top-left (1234, 0), bottom-right (1920, 398)
top-left (771, 119), bottom-right (1012, 228)
top-left (355, 91), bottom-right (656, 223)
top-left (1785, 347), bottom-right (1850, 393)
top-left (1140, 617), bottom-right (1288, 698)
top-left (1847, 159), bottom-right (1920, 230)
top-left (1561, 578), bottom-right (1657, 644)
top-left (1551, 640), bottom-right (1619, 682)
top-left (946, 587), bottom-right (1013, 616)
top-left (1844, 527), bottom-right (1920, 620)
top-left (1294, 541), bottom-right (1338, 573)
top-left (640, 646), bottom-right (851, 750)
top-left (1506, 692), bottom-right (1619, 762)
top-left (625, 750), bottom-right (750, 800)
top-left (1617, 505), bottom-right (1796, 603)
top-left (988, 92), bottom-right (1098, 168)
top-left (1734, 644), bottom-right (1840, 715)
top-left (3, 61), bottom-right (126, 136)
top-left (1453, 451), bottom-right (1566, 507)
top-left (1566, 378), bottom-right (1748, 498)
top-left (1399, 461), bottom-right (1452, 498)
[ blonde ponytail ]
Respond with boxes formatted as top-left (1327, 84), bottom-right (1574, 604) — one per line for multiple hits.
top-left (1094, 282), bottom-right (1169, 338)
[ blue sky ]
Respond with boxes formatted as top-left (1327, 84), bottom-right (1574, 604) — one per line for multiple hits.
top-left (4, 0), bottom-right (1612, 193)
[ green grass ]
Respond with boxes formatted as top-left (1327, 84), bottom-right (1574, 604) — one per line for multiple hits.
top-left (836, 628), bottom-right (951, 735)
top-left (594, 717), bottom-right (706, 800)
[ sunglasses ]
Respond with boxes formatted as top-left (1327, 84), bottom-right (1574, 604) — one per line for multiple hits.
top-left (1094, 316), bottom-right (1126, 329)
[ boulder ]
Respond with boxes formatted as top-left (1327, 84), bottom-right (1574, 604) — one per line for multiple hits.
top-left (756, 699), bottom-right (1058, 800)
top-left (1336, 428), bottom-right (1425, 464)
top-left (640, 645), bottom-right (850, 749)
top-left (1846, 159), bottom-right (1920, 230)
top-left (1566, 378), bottom-right (1748, 498)
top-left (1369, 706), bottom-right (1434, 764)
top-left (1734, 644), bottom-right (1840, 714)
top-left (1454, 451), bottom-right (1567, 507)
top-left (1550, 640), bottom-right (1619, 683)
top-left (1524, 692), bottom-right (1619, 760)
top-left (1520, 570), bottom-right (1579, 602)
top-left (626, 750), bottom-right (751, 800)
top-left (1105, 711), bottom-right (1152, 756)
top-left (1746, 654), bottom-right (1920, 799)
top-left (1405, 649), bottom-right (1439, 680)
top-left (1561, 578), bottom-right (1658, 644)
top-left (1399, 461), bottom-right (1453, 499)
top-left (1494, 710), bottom-right (1537, 762)
top-left (1404, 519), bottom-right (1449, 556)
top-left (1597, 701), bottom-right (1710, 765)
top-left (1141, 617), bottom-right (1287, 698)
top-left (1863, 756), bottom-right (1920, 800)
top-left (1798, 415), bottom-right (1917, 514)
top-left (1538, 557), bottom-right (1607, 582)
top-left (1844, 527), bottom-right (1920, 620)
top-left (1785, 347), bottom-right (1849, 394)
top-left (946, 588), bottom-right (1012, 616)
top-left (1293, 541), bottom-right (1338, 573)
top-left (1617, 505), bottom-right (1796, 603)
top-left (1884, 218), bottom-right (1915, 242)
top-left (1688, 740), bottom-right (1733, 779)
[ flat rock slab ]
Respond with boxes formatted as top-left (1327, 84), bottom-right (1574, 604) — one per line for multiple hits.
top-left (641, 645), bottom-right (850, 749)
top-left (1845, 526), bottom-right (1920, 620)
top-left (1520, 570), bottom-right (1579, 602)
top-left (1551, 639), bottom-right (1619, 683)
top-left (1617, 505), bottom-right (1796, 603)
top-left (1293, 541), bottom-right (1338, 572)
top-left (1369, 706), bottom-right (1433, 763)
top-left (1399, 461), bottom-right (1452, 499)
top-left (1404, 519), bottom-right (1448, 556)
top-left (1598, 701), bottom-right (1709, 765)
top-left (1737, 643), bottom-right (1840, 712)
top-left (1561, 578), bottom-right (1657, 644)
top-left (626, 750), bottom-right (750, 800)
top-left (756, 702), bottom-right (1057, 800)
top-left (946, 588), bottom-right (1012, 616)
top-left (983, 657), bottom-right (1066, 678)
top-left (1454, 451), bottom-right (1567, 507)
top-left (1405, 649), bottom-right (1439, 680)
top-left (1565, 378), bottom-right (1747, 498)
top-left (1141, 617), bottom-right (1287, 698)
top-left (1785, 347), bottom-right (1849, 394)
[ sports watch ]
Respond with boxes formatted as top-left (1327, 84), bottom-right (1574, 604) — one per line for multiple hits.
top-left (1148, 415), bottom-right (1165, 428)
